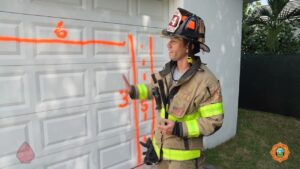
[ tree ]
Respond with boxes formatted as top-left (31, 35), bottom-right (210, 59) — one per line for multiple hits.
top-left (245, 0), bottom-right (300, 53)
top-left (242, 1), bottom-right (268, 54)
top-left (278, 23), bottom-right (300, 54)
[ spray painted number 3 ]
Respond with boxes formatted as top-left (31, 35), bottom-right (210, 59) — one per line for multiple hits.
top-left (118, 90), bottom-right (129, 108)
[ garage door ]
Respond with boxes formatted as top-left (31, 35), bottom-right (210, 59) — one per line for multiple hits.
top-left (0, 0), bottom-right (169, 168)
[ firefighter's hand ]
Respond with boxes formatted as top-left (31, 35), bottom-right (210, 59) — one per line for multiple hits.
top-left (122, 74), bottom-right (131, 94)
top-left (158, 119), bottom-right (175, 135)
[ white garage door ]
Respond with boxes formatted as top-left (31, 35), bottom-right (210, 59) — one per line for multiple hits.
top-left (0, 0), bottom-right (169, 168)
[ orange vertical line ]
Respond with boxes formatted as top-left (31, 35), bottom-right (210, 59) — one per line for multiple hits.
top-left (143, 73), bottom-right (147, 81)
top-left (128, 34), bottom-right (142, 165)
top-left (149, 36), bottom-right (156, 138)
top-left (143, 111), bottom-right (147, 121)
top-left (149, 36), bottom-right (155, 73)
top-left (141, 58), bottom-right (145, 66)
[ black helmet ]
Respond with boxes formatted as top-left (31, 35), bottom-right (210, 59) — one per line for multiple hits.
top-left (162, 8), bottom-right (210, 53)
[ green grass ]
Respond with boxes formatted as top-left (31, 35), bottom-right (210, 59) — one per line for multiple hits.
top-left (205, 109), bottom-right (300, 169)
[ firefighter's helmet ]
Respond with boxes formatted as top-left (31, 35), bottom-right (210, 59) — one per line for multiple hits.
top-left (162, 8), bottom-right (210, 53)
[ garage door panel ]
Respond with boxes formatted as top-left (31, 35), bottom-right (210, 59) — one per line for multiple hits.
top-left (0, 19), bottom-right (24, 57)
top-left (97, 106), bottom-right (131, 135)
top-left (42, 112), bottom-right (89, 147)
top-left (92, 65), bottom-right (131, 103)
top-left (0, 117), bottom-right (34, 168)
top-left (0, 18), bottom-right (27, 64)
top-left (107, 162), bottom-right (132, 169)
top-left (32, 0), bottom-right (85, 8)
top-left (0, 69), bottom-right (33, 117)
top-left (0, 72), bottom-right (26, 106)
top-left (137, 32), bottom-right (165, 55)
top-left (37, 71), bottom-right (86, 101)
top-left (136, 30), bottom-right (168, 63)
top-left (93, 0), bottom-right (130, 15)
top-left (45, 154), bottom-right (89, 169)
top-left (35, 66), bottom-right (89, 112)
top-left (0, 124), bottom-right (31, 157)
top-left (0, 0), bottom-right (168, 28)
top-left (35, 106), bottom-right (94, 154)
top-left (99, 141), bottom-right (131, 169)
top-left (137, 0), bottom-right (168, 21)
top-left (33, 23), bottom-right (86, 58)
top-left (93, 28), bottom-right (129, 56)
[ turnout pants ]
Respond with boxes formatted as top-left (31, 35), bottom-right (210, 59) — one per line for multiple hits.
top-left (157, 155), bottom-right (205, 169)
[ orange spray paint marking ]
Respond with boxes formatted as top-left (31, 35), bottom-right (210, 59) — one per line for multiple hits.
top-left (143, 73), bottom-right (147, 81)
top-left (0, 21), bottom-right (125, 47)
top-left (0, 21), bottom-right (125, 46)
top-left (54, 21), bottom-right (68, 39)
top-left (141, 100), bottom-right (149, 120)
top-left (141, 58), bottom-right (146, 66)
top-left (141, 59), bottom-right (147, 81)
top-left (128, 34), bottom-right (142, 165)
top-left (149, 36), bottom-right (156, 138)
top-left (0, 36), bottom-right (126, 47)
top-left (118, 90), bottom-right (129, 108)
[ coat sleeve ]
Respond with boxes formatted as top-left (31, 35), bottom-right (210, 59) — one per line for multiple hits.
top-left (129, 83), bottom-right (153, 100)
top-left (128, 73), bottom-right (161, 100)
top-left (128, 72), bottom-right (161, 101)
top-left (181, 81), bottom-right (224, 137)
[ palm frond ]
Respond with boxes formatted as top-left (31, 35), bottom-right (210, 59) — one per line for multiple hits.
top-left (279, 8), bottom-right (300, 20)
top-left (268, 0), bottom-right (289, 18)
top-left (246, 16), bottom-right (268, 26)
top-left (257, 6), bottom-right (273, 17)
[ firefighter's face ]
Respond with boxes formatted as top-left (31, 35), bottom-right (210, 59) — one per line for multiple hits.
top-left (167, 37), bottom-right (188, 61)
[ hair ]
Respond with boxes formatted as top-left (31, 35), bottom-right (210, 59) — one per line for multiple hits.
top-left (182, 39), bottom-right (200, 55)
top-left (182, 38), bottom-right (189, 46)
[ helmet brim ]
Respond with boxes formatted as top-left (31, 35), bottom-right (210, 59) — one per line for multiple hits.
top-left (161, 29), bottom-right (184, 39)
top-left (199, 43), bottom-right (210, 53)
top-left (161, 29), bottom-right (210, 53)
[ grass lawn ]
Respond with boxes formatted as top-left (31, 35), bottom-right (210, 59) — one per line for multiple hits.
top-left (205, 109), bottom-right (300, 169)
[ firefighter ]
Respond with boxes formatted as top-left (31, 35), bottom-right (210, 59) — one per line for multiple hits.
top-left (123, 8), bottom-right (224, 169)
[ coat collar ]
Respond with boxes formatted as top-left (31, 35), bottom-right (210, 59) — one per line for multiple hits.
top-left (159, 56), bottom-right (202, 78)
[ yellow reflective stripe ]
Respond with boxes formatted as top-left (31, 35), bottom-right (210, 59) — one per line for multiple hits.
top-left (160, 103), bottom-right (223, 122)
top-left (152, 138), bottom-right (201, 161)
top-left (160, 108), bottom-right (178, 121)
top-left (199, 103), bottom-right (223, 118)
top-left (137, 84), bottom-right (148, 99)
top-left (160, 108), bottom-right (201, 122)
top-left (185, 120), bottom-right (200, 137)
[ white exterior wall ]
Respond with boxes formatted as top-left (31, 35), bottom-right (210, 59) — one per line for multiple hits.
top-left (176, 0), bottom-right (243, 148)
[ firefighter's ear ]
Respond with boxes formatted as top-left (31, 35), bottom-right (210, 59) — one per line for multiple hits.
top-left (191, 43), bottom-right (195, 50)
top-left (186, 43), bottom-right (194, 53)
